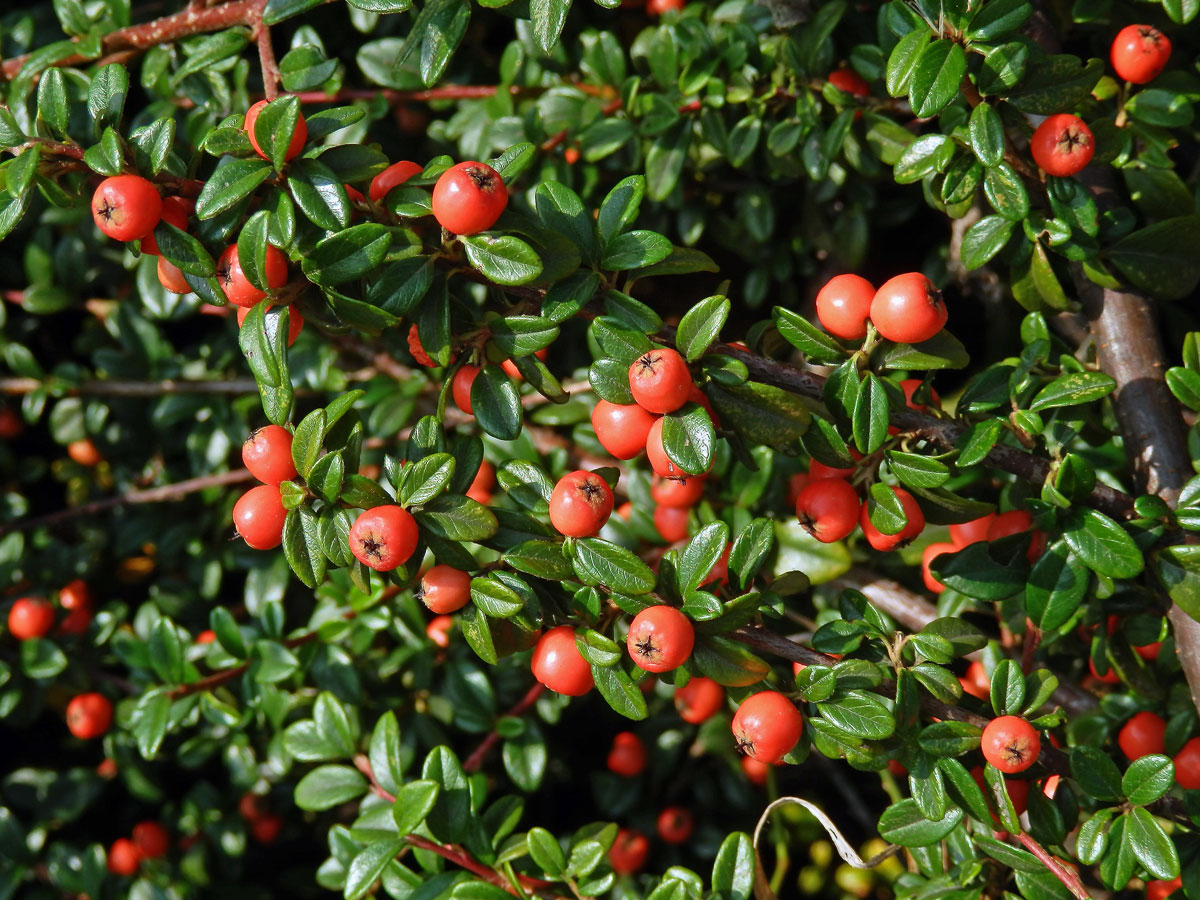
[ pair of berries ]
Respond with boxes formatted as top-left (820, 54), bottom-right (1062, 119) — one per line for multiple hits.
top-left (651, 474), bottom-right (706, 543)
top-left (815, 272), bottom-right (947, 345)
top-left (107, 821), bottom-right (171, 876)
top-left (239, 792), bottom-right (284, 843)
top-left (796, 478), bottom-right (926, 552)
top-left (924, 508), bottom-right (1043, 593)
top-left (233, 425), bottom-right (296, 551)
top-left (448, 348), bottom-right (550, 413)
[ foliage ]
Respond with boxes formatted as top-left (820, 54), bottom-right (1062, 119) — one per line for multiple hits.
top-left (2, 0), bottom-right (1200, 898)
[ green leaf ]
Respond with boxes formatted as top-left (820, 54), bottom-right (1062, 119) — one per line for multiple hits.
top-left (852, 373), bottom-right (889, 455)
top-left (196, 157), bottom-right (272, 220)
top-left (676, 295), bottom-right (730, 362)
top-left (678, 522), bottom-right (729, 595)
top-left (1029, 371), bottom-right (1116, 411)
top-left (87, 63), bottom-right (128, 134)
top-left (968, 0), bottom-right (1031, 39)
top-left (573, 538), bottom-right (656, 595)
top-left (1061, 508), bottom-right (1143, 579)
top-left (908, 41), bottom-right (966, 118)
top-left (874, 330), bottom-right (970, 372)
top-left (1070, 746), bottom-right (1124, 802)
top-left (984, 162), bottom-right (1029, 221)
top-left (345, 840), bottom-right (407, 900)
top-left (774, 306), bottom-right (848, 364)
top-left (132, 690), bottom-right (170, 759)
top-left (877, 799), bottom-right (962, 847)
top-left (416, 494), bottom-right (498, 543)
top-left (392, 780), bottom-right (440, 834)
top-left (1125, 807), bottom-right (1180, 880)
top-left (961, 215), bottom-right (1013, 270)
top-left (692, 636), bottom-right (771, 686)
top-left (919, 721), bottom-right (983, 757)
top-left (238, 301), bottom-right (293, 425)
top-left (471, 365), bottom-right (523, 440)
top-left (295, 765), bottom-right (368, 810)
top-left (1006, 55), bottom-right (1104, 115)
top-left (708, 381), bottom-right (810, 447)
top-left (1026, 543), bottom-right (1088, 631)
top-left (148, 618), bottom-right (184, 684)
top-left (886, 28), bottom-right (931, 97)
top-left (462, 235), bottom-right (543, 285)
top-left (288, 157), bottom-right (351, 231)
top-left (36, 67), bottom-right (69, 137)
top-left (528, 827), bottom-right (567, 877)
top-left (591, 664), bottom-right (648, 720)
top-left (423, 746), bottom-right (471, 842)
top-left (602, 230), bottom-right (673, 271)
top-left (598, 175), bottom-right (644, 247)
top-left (661, 404), bottom-right (715, 476)
top-left (284, 506), bottom-right (327, 588)
top-left (1108, 217), bottom-right (1200, 301)
top-left (1122, 755), bottom-right (1175, 807)
top-left (817, 691), bottom-right (894, 740)
top-left (711, 832), bottom-right (755, 900)
top-left (304, 224), bottom-right (392, 286)
top-left (988, 659), bottom-right (1025, 716)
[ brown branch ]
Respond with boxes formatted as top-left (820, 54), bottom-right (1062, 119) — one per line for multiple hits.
top-left (462, 682), bottom-right (546, 772)
top-left (1, 0), bottom-right (268, 81)
top-left (1014, 833), bottom-right (1091, 900)
top-left (0, 468), bottom-right (256, 537)
top-left (254, 20), bottom-right (280, 101)
top-left (0, 376), bottom-right (263, 396)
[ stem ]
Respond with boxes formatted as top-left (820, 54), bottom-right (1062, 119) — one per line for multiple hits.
top-left (255, 21), bottom-right (280, 101)
top-left (0, 469), bottom-right (256, 537)
top-left (462, 682), bottom-right (546, 772)
top-left (1014, 832), bottom-right (1091, 900)
top-left (0, 377), bottom-right (263, 396)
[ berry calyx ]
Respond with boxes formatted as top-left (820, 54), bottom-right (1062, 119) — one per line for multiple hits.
top-left (607, 731), bottom-right (647, 777)
top-left (1111, 25), bottom-right (1171, 85)
top-left (348, 506), bottom-right (419, 571)
top-left (242, 425), bottom-right (298, 485)
top-left (1119, 710), bottom-right (1167, 761)
top-left (452, 365), bottom-right (480, 416)
top-left (870, 273), bottom-right (947, 345)
top-left (244, 99), bottom-right (307, 162)
top-left (431, 162), bottom-right (508, 235)
top-left (627, 605), bottom-right (694, 673)
top-left (657, 807), bottom-right (694, 844)
top-left (795, 477), bottom-right (860, 543)
top-left (731, 691), bottom-right (803, 763)
top-left (216, 244), bottom-right (289, 308)
top-left (8, 596), bottom-right (55, 640)
top-left (860, 486), bottom-right (925, 551)
top-left (609, 828), bottom-right (649, 875)
top-left (628, 348), bottom-right (691, 414)
top-left (66, 692), bottom-right (113, 739)
top-left (548, 470), bottom-right (614, 538)
top-left (107, 838), bottom-right (142, 876)
top-left (981, 715), bottom-right (1041, 774)
top-left (419, 565), bottom-right (472, 614)
top-left (592, 400), bottom-right (657, 460)
top-left (674, 676), bottom-right (724, 724)
top-left (1030, 114), bottom-right (1094, 177)
top-left (815, 273), bottom-right (875, 341)
top-left (370, 160), bottom-right (423, 202)
top-left (233, 484), bottom-right (287, 551)
top-left (530, 625), bottom-right (594, 696)
top-left (92, 175), bottom-right (162, 242)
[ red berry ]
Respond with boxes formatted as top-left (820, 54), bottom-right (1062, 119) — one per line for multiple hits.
top-left (949, 513), bottom-right (995, 547)
top-left (651, 474), bottom-right (705, 508)
top-left (646, 0), bottom-right (684, 12)
top-left (971, 766), bottom-right (1029, 817)
top-left (1089, 656), bottom-right (1122, 685)
top-left (1137, 641), bottom-right (1163, 661)
top-left (987, 509), bottom-right (1044, 564)
top-left (1175, 737), bottom-right (1200, 789)
top-left (808, 450), bottom-right (861, 480)
top-left (140, 195), bottom-right (192, 256)
top-left (59, 579), bottom-right (92, 611)
top-left (97, 758), bottom-right (118, 778)
top-left (132, 821), bottom-right (170, 859)
top-left (8, 597), bottom-right (54, 640)
top-left (0, 406), bottom-right (23, 439)
top-left (370, 160), bottom-right (423, 203)
top-left (237, 302), bottom-right (304, 346)
top-left (66, 692), bottom-right (113, 739)
top-left (815, 274), bottom-right (875, 341)
top-left (732, 691), bottom-right (803, 763)
top-left (1030, 114), bottom-right (1094, 177)
top-left (249, 813), bottom-right (283, 844)
top-left (68, 439), bottom-right (103, 466)
top-left (899, 378), bottom-right (939, 412)
top-left (617, 501), bottom-right (634, 520)
top-left (426, 615), bottom-right (454, 648)
top-left (592, 400), bottom-right (657, 460)
top-left (242, 425), bottom-right (298, 485)
top-left (548, 470), bottom-right (614, 538)
top-left (674, 676), bottom-right (724, 724)
top-left (500, 347), bottom-right (549, 380)
top-left (216, 244), bottom-right (289, 308)
top-left (645, 417), bottom-right (680, 478)
top-left (233, 484), bottom-right (287, 551)
top-left (157, 256), bottom-right (192, 294)
top-left (452, 365), bottom-right (479, 415)
top-left (704, 544), bottom-right (732, 590)
top-left (1111, 25), bottom-right (1171, 84)
top-left (420, 565), bottom-right (472, 614)
top-left (196, 629), bottom-right (217, 644)
top-left (1118, 711), bottom-right (1167, 761)
top-left (1147, 878), bottom-right (1183, 900)
top-left (787, 472), bottom-right (810, 507)
top-left (860, 486), bottom-right (925, 551)
top-left (741, 755), bottom-right (773, 785)
top-left (531, 625), bottom-right (594, 696)
top-left (609, 829), bottom-right (649, 875)
top-left (607, 731), bottom-right (647, 777)
top-left (653, 505), bottom-right (690, 543)
top-left (431, 162), bottom-right (508, 235)
top-left (564, 147), bottom-right (581, 164)
top-left (348, 506), bottom-right (419, 571)
top-left (981, 715), bottom-right (1041, 774)
top-left (627, 605), bottom-right (694, 673)
top-left (629, 348), bottom-right (691, 414)
top-left (657, 807), bottom-right (693, 844)
top-left (107, 838), bottom-right (142, 876)
top-left (828, 68), bottom-right (870, 97)
top-left (870, 273), bottom-right (947, 345)
top-left (408, 324), bottom-right (437, 367)
top-left (91, 175), bottom-right (162, 242)
top-left (922, 541), bottom-right (956, 593)
top-left (244, 99), bottom-right (307, 162)
top-left (687, 382), bottom-right (720, 429)
top-left (467, 460), bottom-right (495, 505)
top-left (959, 660), bottom-right (990, 701)
top-left (795, 478), bottom-right (860, 543)
top-left (58, 606), bottom-right (93, 637)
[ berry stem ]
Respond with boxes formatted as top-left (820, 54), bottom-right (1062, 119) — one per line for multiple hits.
top-left (1013, 832), bottom-right (1090, 900)
top-left (462, 682), bottom-right (546, 772)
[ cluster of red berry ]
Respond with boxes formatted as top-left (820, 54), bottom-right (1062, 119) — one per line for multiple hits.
top-left (6, 578), bottom-right (94, 641)
top-left (232, 425), bottom-right (295, 550)
top-left (814, 272), bottom-right (947, 345)
top-left (107, 821), bottom-right (170, 877)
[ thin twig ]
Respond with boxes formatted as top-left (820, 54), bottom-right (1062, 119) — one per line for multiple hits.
top-left (462, 682), bottom-right (546, 772)
top-left (1014, 832), bottom-right (1091, 900)
top-left (0, 377), bottom-right (263, 396)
